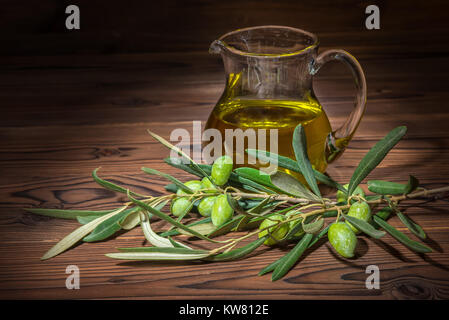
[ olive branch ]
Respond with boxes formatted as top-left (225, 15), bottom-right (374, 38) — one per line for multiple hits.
top-left (25, 125), bottom-right (449, 281)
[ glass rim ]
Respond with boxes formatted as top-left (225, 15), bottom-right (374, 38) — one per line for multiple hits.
top-left (216, 25), bottom-right (319, 58)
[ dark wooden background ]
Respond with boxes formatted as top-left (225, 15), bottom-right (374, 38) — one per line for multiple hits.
top-left (1, 0), bottom-right (449, 299)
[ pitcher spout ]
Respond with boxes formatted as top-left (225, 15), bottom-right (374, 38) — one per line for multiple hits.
top-left (209, 40), bottom-right (226, 54)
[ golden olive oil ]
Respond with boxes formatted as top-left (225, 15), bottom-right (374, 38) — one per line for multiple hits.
top-left (204, 97), bottom-right (333, 176)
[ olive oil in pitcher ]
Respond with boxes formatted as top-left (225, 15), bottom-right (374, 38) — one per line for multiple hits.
top-left (205, 97), bottom-right (333, 174)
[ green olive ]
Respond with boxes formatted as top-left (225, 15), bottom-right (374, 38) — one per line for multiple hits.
top-left (211, 194), bottom-right (234, 226)
top-left (211, 155), bottom-right (233, 186)
top-left (328, 222), bottom-right (357, 258)
top-left (177, 180), bottom-right (202, 196)
top-left (346, 201), bottom-right (371, 233)
top-left (198, 196), bottom-right (216, 217)
top-left (258, 214), bottom-right (289, 246)
top-left (170, 197), bottom-right (192, 217)
top-left (201, 177), bottom-right (217, 193)
top-left (336, 183), bottom-right (365, 203)
top-left (285, 211), bottom-right (304, 237)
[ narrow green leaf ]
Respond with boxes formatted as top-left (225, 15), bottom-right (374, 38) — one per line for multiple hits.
top-left (168, 236), bottom-right (187, 248)
top-left (270, 171), bottom-right (319, 200)
top-left (206, 237), bottom-right (267, 261)
top-left (404, 175), bottom-right (419, 194)
top-left (128, 193), bottom-right (221, 243)
top-left (120, 209), bottom-right (141, 230)
top-left (159, 217), bottom-right (212, 237)
top-left (292, 125), bottom-right (321, 198)
top-left (116, 247), bottom-right (208, 254)
top-left (207, 215), bottom-right (245, 238)
top-left (258, 259), bottom-right (280, 276)
top-left (164, 183), bottom-right (179, 193)
top-left (77, 215), bottom-right (104, 224)
top-left (177, 222), bottom-right (217, 236)
top-left (164, 157), bottom-right (274, 193)
top-left (148, 130), bottom-right (209, 178)
top-left (375, 207), bottom-right (393, 221)
top-left (41, 206), bottom-right (128, 260)
top-left (140, 211), bottom-right (192, 249)
top-left (343, 214), bottom-right (386, 239)
top-left (246, 149), bottom-right (346, 193)
top-left (302, 217), bottom-right (324, 234)
top-left (396, 211), bottom-right (426, 240)
top-left (234, 167), bottom-right (274, 188)
top-left (308, 225), bottom-right (330, 248)
top-left (25, 208), bottom-right (113, 220)
top-left (348, 126), bottom-right (407, 195)
top-left (368, 180), bottom-right (407, 195)
top-left (259, 226), bottom-right (328, 276)
top-left (109, 246), bottom-right (209, 261)
top-left (142, 167), bottom-right (193, 193)
top-left (106, 251), bottom-right (210, 261)
top-left (373, 216), bottom-right (432, 253)
top-left (83, 207), bottom-right (139, 242)
top-left (271, 233), bottom-right (313, 281)
top-left (226, 194), bottom-right (248, 215)
top-left (92, 168), bottom-right (145, 197)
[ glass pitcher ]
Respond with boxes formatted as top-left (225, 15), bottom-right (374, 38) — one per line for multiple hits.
top-left (205, 26), bottom-right (366, 175)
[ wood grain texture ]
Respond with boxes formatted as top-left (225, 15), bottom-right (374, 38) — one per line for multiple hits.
top-left (1, 0), bottom-right (449, 300)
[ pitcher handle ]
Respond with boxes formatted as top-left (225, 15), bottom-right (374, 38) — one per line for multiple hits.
top-left (310, 49), bottom-right (367, 163)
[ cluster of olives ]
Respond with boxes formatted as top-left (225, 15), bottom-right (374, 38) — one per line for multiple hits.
top-left (329, 184), bottom-right (371, 258)
top-left (170, 155), bottom-right (235, 227)
top-left (256, 184), bottom-right (372, 256)
top-left (257, 211), bottom-right (305, 246)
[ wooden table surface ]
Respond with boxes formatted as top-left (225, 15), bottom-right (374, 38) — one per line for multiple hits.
top-left (1, 1), bottom-right (449, 300)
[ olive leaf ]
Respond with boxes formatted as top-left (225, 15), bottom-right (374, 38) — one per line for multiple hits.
top-left (106, 247), bottom-right (210, 261)
top-left (206, 237), bottom-right (267, 261)
top-left (159, 217), bottom-right (212, 237)
top-left (284, 219), bottom-right (304, 240)
top-left (234, 167), bottom-right (275, 188)
top-left (404, 175), bottom-right (419, 194)
top-left (374, 207), bottom-right (393, 221)
top-left (348, 126), bottom-right (407, 194)
top-left (164, 157), bottom-right (274, 193)
top-left (77, 214), bottom-right (104, 224)
top-left (259, 226), bottom-right (329, 276)
top-left (396, 211), bottom-right (426, 240)
top-left (142, 167), bottom-right (193, 193)
top-left (148, 130), bottom-right (209, 178)
top-left (235, 199), bottom-right (286, 231)
top-left (41, 206), bottom-right (128, 260)
top-left (128, 192), bottom-right (221, 243)
top-left (270, 171), bottom-right (320, 201)
top-left (246, 149), bottom-right (346, 193)
top-left (83, 207), bottom-right (139, 242)
top-left (368, 180), bottom-right (408, 195)
top-left (302, 217), bottom-right (324, 234)
top-left (373, 216), bottom-right (432, 253)
top-left (92, 168), bottom-right (146, 197)
top-left (226, 194), bottom-right (248, 215)
top-left (120, 209), bottom-right (141, 230)
top-left (343, 214), bottom-right (386, 239)
top-left (348, 126), bottom-right (407, 196)
top-left (176, 222), bottom-right (217, 236)
top-left (308, 225), bottom-right (330, 248)
top-left (139, 211), bottom-right (191, 249)
top-left (271, 233), bottom-right (313, 281)
top-left (292, 124), bottom-right (321, 198)
top-left (24, 208), bottom-right (114, 220)
top-left (208, 215), bottom-right (245, 238)
top-left (367, 176), bottom-right (418, 195)
top-left (164, 183), bottom-right (179, 193)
